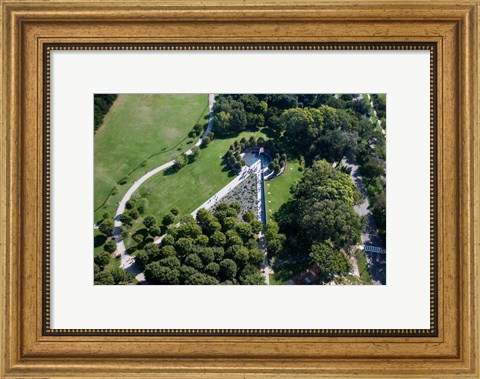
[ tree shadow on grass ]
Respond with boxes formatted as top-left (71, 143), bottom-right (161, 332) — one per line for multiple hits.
top-left (260, 127), bottom-right (278, 139)
top-left (163, 166), bottom-right (180, 176)
top-left (94, 234), bottom-right (107, 248)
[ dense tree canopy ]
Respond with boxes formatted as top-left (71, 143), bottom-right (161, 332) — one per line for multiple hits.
top-left (136, 204), bottom-right (266, 285)
top-left (274, 160), bottom-right (362, 279)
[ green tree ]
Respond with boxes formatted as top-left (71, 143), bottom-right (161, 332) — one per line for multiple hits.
top-left (205, 262), bottom-right (220, 276)
top-left (144, 242), bottom-right (161, 261)
top-left (128, 208), bottom-right (139, 220)
top-left (143, 215), bottom-right (157, 229)
top-left (125, 199), bottom-right (136, 210)
top-left (160, 245), bottom-right (176, 259)
top-left (103, 239), bottom-right (117, 253)
top-left (222, 217), bottom-right (237, 233)
top-left (161, 234), bottom-right (175, 246)
top-left (249, 248), bottom-right (265, 266)
top-left (162, 213), bottom-right (176, 226)
top-left (176, 222), bottom-right (202, 239)
top-left (210, 230), bottom-right (226, 247)
top-left (110, 267), bottom-right (133, 284)
top-left (184, 272), bottom-right (219, 285)
top-left (219, 259), bottom-right (237, 281)
top-left (235, 222), bottom-right (252, 241)
top-left (119, 213), bottom-right (132, 227)
top-left (201, 136), bottom-right (211, 148)
top-left (99, 219), bottom-right (114, 236)
top-left (250, 220), bottom-right (263, 234)
top-left (174, 238), bottom-right (194, 256)
top-left (196, 234), bottom-right (209, 246)
top-left (94, 251), bottom-right (111, 269)
top-left (94, 271), bottom-right (115, 285)
top-left (309, 242), bottom-right (350, 282)
top-left (185, 254), bottom-right (204, 270)
top-left (242, 210), bottom-right (256, 223)
top-left (173, 153), bottom-right (187, 170)
top-left (145, 262), bottom-right (180, 284)
top-left (196, 208), bottom-right (211, 225)
top-left (134, 250), bottom-right (149, 270)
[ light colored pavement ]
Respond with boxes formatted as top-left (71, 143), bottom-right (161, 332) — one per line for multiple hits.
top-left (111, 94), bottom-right (215, 282)
top-left (190, 160), bottom-right (262, 219)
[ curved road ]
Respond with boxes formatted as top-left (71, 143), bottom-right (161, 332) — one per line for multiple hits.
top-left (112, 94), bottom-right (215, 280)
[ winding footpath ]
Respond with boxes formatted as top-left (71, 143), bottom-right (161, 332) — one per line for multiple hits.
top-left (112, 94), bottom-right (215, 281)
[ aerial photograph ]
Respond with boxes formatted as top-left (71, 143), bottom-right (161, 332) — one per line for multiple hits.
top-left (93, 93), bottom-right (386, 285)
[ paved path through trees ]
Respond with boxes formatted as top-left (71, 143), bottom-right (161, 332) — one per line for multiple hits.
top-left (112, 94), bottom-right (215, 282)
top-left (342, 158), bottom-right (386, 284)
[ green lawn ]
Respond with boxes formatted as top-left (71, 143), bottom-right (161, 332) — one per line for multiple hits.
top-left (138, 131), bottom-right (268, 223)
top-left (264, 161), bottom-right (303, 221)
top-left (355, 249), bottom-right (373, 284)
top-left (94, 94), bottom-right (209, 221)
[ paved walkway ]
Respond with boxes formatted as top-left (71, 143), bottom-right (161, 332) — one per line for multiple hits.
top-left (190, 160), bottom-right (262, 219)
top-left (111, 94), bottom-right (215, 282)
top-left (342, 158), bottom-right (386, 285)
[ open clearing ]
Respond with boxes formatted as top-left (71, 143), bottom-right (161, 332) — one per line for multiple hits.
top-left (265, 161), bottom-right (303, 220)
top-left (138, 131), bottom-right (268, 222)
top-left (94, 94), bottom-right (209, 220)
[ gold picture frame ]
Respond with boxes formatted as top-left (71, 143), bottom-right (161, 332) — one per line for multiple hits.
top-left (1, 0), bottom-right (478, 377)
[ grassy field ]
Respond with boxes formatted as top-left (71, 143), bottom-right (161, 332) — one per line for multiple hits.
top-left (94, 94), bottom-right (209, 221)
top-left (264, 161), bottom-right (303, 221)
top-left (138, 131), bottom-right (268, 222)
top-left (355, 249), bottom-right (373, 284)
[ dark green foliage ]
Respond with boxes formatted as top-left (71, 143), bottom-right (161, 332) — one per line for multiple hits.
top-left (126, 199), bottom-right (136, 210)
top-left (249, 248), bottom-right (265, 266)
top-left (210, 230), bottom-right (226, 247)
top-left (201, 136), bottom-right (211, 148)
top-left (128, 208), bottom-right (140, 220)
top-left (143, 215), bottom-right (157, 229)
top-left (144, 243), bottom-right (161, 261)
top-left (173, 153), bottom-right (187, 171)
top-left (242, 210), bottom-right (256, 223)
top-left (275, 160), bottom-right (362, 261)
top-left (94, 94), bottom-right (117, 132)
top-left (103, 239), bottom-right (117, 253)
top-left (185, 254), bottom-right (204, 270)
top-left (174, 238), bottom-right (194, 256)
top-left (184, 272), bottom-right (219, 285)
top-left (189, 147), bottom-right (200, 163)
top-left (219, 259), bottom-right (237, 281)
top-left (110, 267), bottom-right (134, 284)
top-left (94, 251), bottom-right (111, 269)
top-left (196, 234), bottom-right (209, 246)
top-left (144, 262), bottom-right (180, 284)
top-left (205, 262), bottom-right (220, 276)
top-left (98, 219), bottom-right (114, 236)
top-left (309, 242), bottom-right (350, 283)
top-left (119, 213), bottom-right (132, 226)
top-left (162, 212), bottom-right (176, 226)
top-left (94, 270), bottom-right (115, 285)
top-left (161, 234), bottom-right (175, 246)
top-left (134, 250), bottom-right (149, 271)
